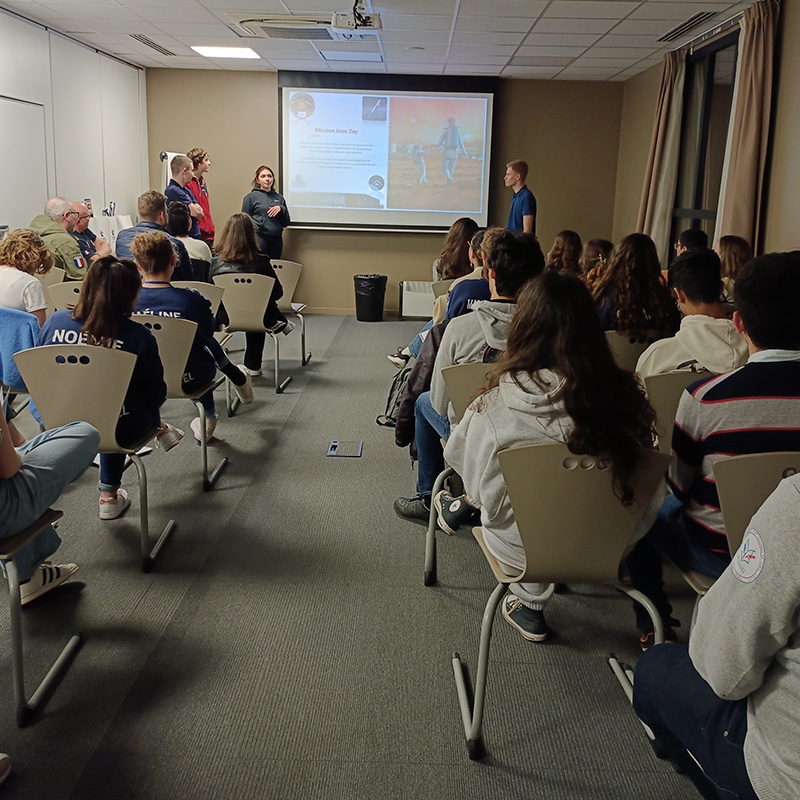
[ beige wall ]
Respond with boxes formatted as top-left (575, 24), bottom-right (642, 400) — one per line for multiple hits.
top-left (612, 63), bottom-right (661, 242)
top-left (146, 70), bottom-right (624, 313)
top-left (763, 0), bottom-right (800, 252)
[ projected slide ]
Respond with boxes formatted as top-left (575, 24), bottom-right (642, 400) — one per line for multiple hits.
top-left (281, 87), bottom-right (492, 230)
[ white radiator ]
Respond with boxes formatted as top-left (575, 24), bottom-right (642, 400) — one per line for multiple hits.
top-left (398, 280), bottom-right (434, 320)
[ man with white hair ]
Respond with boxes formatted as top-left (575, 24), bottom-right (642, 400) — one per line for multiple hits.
top-left (70, 201), bottom-right (111, 264)
top-left (29, 198), bottom-right (87, 280)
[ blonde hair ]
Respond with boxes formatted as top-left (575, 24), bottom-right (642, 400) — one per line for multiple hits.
top-left (0, 229), bottom-right (54, 275)
top-left (130, 231), bottom-right (174, 275)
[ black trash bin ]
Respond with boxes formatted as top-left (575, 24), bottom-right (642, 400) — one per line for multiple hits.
top-left (354, 274), bottom-right (387, 322)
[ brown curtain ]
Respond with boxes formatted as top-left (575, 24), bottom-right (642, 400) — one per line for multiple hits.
top-left (637, 51), bottom-right (686, 263)
top-left (715, 0), bottom-right (779, 250)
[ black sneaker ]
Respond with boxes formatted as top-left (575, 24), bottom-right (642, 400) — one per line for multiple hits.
top-left (501, 596), bottom-right (551, 642)
top-left (393, 494), bottom-right (430, 524)
top-left (639, 627), bottom-right (678, 651)
top-left (433, 491), bottom-right (480, 535)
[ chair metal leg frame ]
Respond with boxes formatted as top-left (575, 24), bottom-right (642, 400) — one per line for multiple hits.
top-left (1, 510), bottom-right (82, 728)
top-left (129, 454), bottom-right (177, 573)
top-left (295, 313), bottom-right (312, 366)
top-left (452, 581), bottom-right (508, 760)
top-left (191, 397), bottom-right (228, 492)
top-left (267, 332), bottom-right (292, 394)
top-left (424, 466), bottom-right (453, 586)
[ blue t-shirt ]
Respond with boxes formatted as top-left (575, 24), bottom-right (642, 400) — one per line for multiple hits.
top-left (136, 286), bottom-right (217, 385)
top-left (507, 185), bottom-right (536, 234)
top-left (115, 221), bottom-right (194, 281)
top-left (445, 279), bottom-right (491, 320)
top-left (165, 179), bottom-right (201, 239)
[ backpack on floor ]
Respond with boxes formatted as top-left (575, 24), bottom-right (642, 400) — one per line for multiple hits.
top-left (376, 366), bottom-right (412, 427)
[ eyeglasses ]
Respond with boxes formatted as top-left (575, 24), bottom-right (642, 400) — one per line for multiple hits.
top-left (77, 214), bottom-right (91, 221)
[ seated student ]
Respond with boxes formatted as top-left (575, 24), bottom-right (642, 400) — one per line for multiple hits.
top-left (717, 234), bottom-right (753, 304)
top-left (443, 271), bottom-right (656, 640)
top-left (209, 213), bottom-right (290, 377)
top-left (590, 233), bottom-right (677, 337)
top-left (393, 229), bottom-right (544, 522)
top-left (166, 203), bottom-right (212, 281)
top-left (39, 257), bottom-right (183, 520)
top-left (545, 230), bottom-right (582, 274)
top-left (130, 231), bottom-right (254, 443)
top-left (0, 229), bottom-right (53, 327)
top-left (626, 251), bottom-right (800, 649)
top-left (581, 237), bottom-right (614, 287)
top-left (0, 410), bottom-right (99, 604)
top-left (634, 471), bottom-right (800, 800)
top-left (675, 227), bottom-right (708, 258)
top-left (636, 247), bottom-right (749, 381)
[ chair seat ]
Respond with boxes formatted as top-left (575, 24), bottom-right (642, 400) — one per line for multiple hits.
top-left (0, 509), bottom-right (63, 561)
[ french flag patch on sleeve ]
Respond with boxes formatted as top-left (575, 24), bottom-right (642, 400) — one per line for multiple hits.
top-left (74, 256), bottom-right (86, 270)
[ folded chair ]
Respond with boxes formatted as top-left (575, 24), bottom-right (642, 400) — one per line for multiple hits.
top-left (643, 369), bottom-right (712, 454)
top-left (132, 314), bottom-right (227, 491)
top-left (0, 508), bottom-right (81, 727)
top-left (272, 259), bottom-right (312, 366)
top-left (14, 345), bottom-right (176, 572)
top-left (452, 443), bottom-right (671, 760)
top-left (211, 273), bottom-right (288, 399)
top-left (423, 361), bottom-right (496, 586)
top-left (171, 281), bottom-right (225, 316)
top-left (606, 330), bottom-right (661, 372)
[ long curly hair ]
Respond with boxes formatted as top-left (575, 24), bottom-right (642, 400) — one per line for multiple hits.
top-left (590, 233), bottom-right (675, 336)
top-left (581, 238), bottom-right (614, 287)
top-left (718, 235), bottom-right (752, 281)
top-left (546, 230), bottom-right (582, 274)
top-left (435, 217), bottom-right (479, 280)
top-left (482, 271), bottom-right (656, 505)
top-left (0, 229), bottom-right (54, 275)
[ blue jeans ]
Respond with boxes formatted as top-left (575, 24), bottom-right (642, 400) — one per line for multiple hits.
top-left (408, 320), bottom-right (434, 359)
top-left (634, 644), bottom-right (758, 800)
top-left (0, 421), bottom-right (100, 581)
top-left (414, 391), bottom-right (450, 497)
top-left (625, 494), bottom-right (729, 633)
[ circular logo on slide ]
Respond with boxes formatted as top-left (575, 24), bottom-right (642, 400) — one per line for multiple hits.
top-left (289, 92), bottom-right (315, 120)
top-left (369, 175), bottom-right (385, 191)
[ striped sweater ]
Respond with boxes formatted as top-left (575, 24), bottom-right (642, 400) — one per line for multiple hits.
top-left (669, 352), bottom-right (800, 558)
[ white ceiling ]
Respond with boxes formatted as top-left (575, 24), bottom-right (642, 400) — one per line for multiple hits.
top-left (0, 0), bottom-right (748, 80)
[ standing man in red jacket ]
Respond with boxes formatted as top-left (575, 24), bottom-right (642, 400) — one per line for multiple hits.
top-left (186, 148), bottom-right (215, 248)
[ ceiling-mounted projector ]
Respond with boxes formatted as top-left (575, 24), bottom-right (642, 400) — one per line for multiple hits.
top-left (330, 11), bottom-right (382, 32)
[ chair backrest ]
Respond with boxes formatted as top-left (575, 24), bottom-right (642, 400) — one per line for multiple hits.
top-left (0, 307), bottom-right (40, 391)
top-left (132, 314), bottom-right (197, 398)
top-left (212, 273), bottom-right (275, 331)
top-left (36, 266), bottom-right (65, 289)
top-left (271, 260), bottom-right (302, 312)
top-left (14, 344), bottom-right (135, 451)
top-left (189, 258), bottom-right (210, 283)
top-left (606, 330), bottom-right (661, 372)
top-left (499, 444), bottom-right (671, 584)
top-left (47, 282), bottom-right (82, 312)
top-left (643, 370), bottom-right (712, 453)
top-left (441, 362), bottom-right (495, 422)
top-left (432, 279), bottom-right (454, 299)
top-left (713, 452), bottom-right (800, 556)
top-left (172, 281), bottom-right (225, 316)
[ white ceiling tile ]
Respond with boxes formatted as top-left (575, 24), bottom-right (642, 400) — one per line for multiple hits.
top-left (448, 43), bottom-right (517, 56)
top-left (516, 44), bottom-right (588, 56)
top-left (544, 1), bottom-right (640, 19)
top-left (511, 55), bottom-right (574, 65)
top-left (264, 58), bottom-right (330, 69)
top-left (457, 0), bottom-right (547, 16)
top-left (451, 30), bottom-right (526, 45)
top-left (154, 22), bottom-right (234, 36)
top-left (522, 33), bottom-right (599, 47)
top-left (281, 0), bottom-right (350, 12)
top-left (555, 69), bottom-right (617, 79)
top-left (501, 65), bottom-right (561, 76)
top-left (611, 18), bottom-right (677, 35)
top-left (378, 14), bottom-right (453, 30)
top-left (446, 53), bottom-right (510, 65)
top-left (571, 56), bottom-right (635, 67)
top-left (135, 6), bottom-right (217, 23)
top-left (373, 0), bottom-right (457, 14)
top-left (597, 33), bottom-right (673, 47)
top-left (455, 16), bottom-right (537, 32)
top-left (533, 18), bottom-right (616, 34)
top-left (629, 3), bottom-right (729, 20)
top-left (387, 63), bottom-right (445, 73)
top-left (585, 45), bottom-right (657, 57)
top-left (379, 28), bottom-right (450, 44)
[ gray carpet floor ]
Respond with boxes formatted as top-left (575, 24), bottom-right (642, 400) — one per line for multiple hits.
top-left (0, 315), bottom-right (699, 799)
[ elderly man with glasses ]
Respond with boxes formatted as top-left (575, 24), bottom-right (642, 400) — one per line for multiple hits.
top-left (70, 201), bottom-right (112, 265)
top-left (29, 197), bottom-right (88, 280)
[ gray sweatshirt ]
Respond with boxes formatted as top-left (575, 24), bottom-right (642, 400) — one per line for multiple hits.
top-left (430, 300), bottom-right (515, 421)
top-left (690, 472), bottom-right (800, 799)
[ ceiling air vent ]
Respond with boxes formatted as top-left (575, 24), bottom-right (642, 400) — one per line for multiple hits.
top-left (657, 12), bottom-right (718, 44)
top-left (129, 34), bottom-right (176, 56)
top-left (227, 14), bottom-right (335, 41)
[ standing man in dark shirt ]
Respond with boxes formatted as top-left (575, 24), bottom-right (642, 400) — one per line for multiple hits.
top-left (504, 159), bottom-right (536, 236)
top-left (165, 155), bottom-right (203, 239)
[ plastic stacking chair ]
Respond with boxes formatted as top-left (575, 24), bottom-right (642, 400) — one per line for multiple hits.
top-left (133, 314), bottom-right (227, 492)
top-left (714, 452), bottom-right (800, 555)
top-left (0, 508), bottom-right (81, 727)
top-left (212, 273), bottom-right (289, 399)
top-left (431, 279), bottom-right (454, 299)
top-left (35, 266), bottom-right (65, 289)
top-left (643, 369), bottom-right (712, 453)
top-left (14, 345), bottom-right (176, 572)
top-left (451, 443), bottom-right (671, 760)
top-left (46, 281), bottom-right (82, 312)
top-left (272, 259), bottom-right (312, 367)
top-left (423, 361), bottom-right (496, 586)
top-left (606, 330), bottom-right (661, 372)
top-left (172, 281), bottom-right (225, 316)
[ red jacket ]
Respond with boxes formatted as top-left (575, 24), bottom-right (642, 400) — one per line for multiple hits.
top-left (186, 177), bottom-right (215, 243)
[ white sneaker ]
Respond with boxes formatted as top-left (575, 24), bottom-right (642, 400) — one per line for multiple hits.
top-left (281, 319), bottom-right (296, 336)
top-left (243, 366), bottom-right (262, 377)
top-left (234, 366), bottom-right (254, 404)
top-left (155, 422), bottom-right (184, 451)
top-left (191, 416), bottom-right (218, 443)
top-left (20, 561), bottom-right (79, 606)
top-left (0, 753), bottom-right (10, 786)
top-left (99, 487), bottom-right (131, 520)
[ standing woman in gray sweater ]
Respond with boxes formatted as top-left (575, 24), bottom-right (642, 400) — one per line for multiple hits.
top-left (242, 165), bottom-right (290, 259)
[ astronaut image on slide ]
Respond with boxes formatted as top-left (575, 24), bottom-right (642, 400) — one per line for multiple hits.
top-left (387, 97), bottom-right (485, 212)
